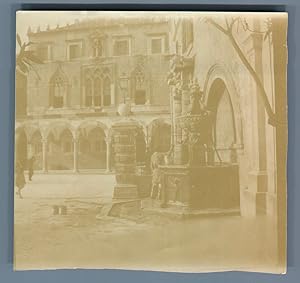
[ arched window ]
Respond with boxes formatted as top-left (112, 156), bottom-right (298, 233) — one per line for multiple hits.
top-left (83, 69), bottom-right (112, 108)
top-left (85, 78), bottom-right (92, 107)
top-left (49, 67), bottom-right (68, 108)
top-left (132, 69), bottom-right (146, 105)
top-left (103, 77), bottom-right (111, 106)
top-left (53, 77), bottom-right (65, 108)
top-left (94, 78), bottom-right (101, 107)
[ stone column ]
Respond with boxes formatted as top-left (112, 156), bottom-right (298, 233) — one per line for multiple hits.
top-left (42, 138), bottom-right (48, 173)
top-left (91, 80), bottom-right (95, 107)
top-left (245, 19), bottom-right (268, 215)
top-left (27, 142), bottom-right (34, 158)
top-left (105, 136), bottom-right (112, 173)
top-left (73, 137), bottom-right (79, 173)
top-left (112, 120), bottom-right (139, 199)
top-left (110, 83), bottom-right (115, 105)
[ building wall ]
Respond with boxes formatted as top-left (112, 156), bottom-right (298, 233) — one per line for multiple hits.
top-left (26, 21), bottom-right (171, 116)
top-left (170, 15), bottom-right (277, 216)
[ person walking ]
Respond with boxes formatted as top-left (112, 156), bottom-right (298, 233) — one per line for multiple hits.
top-left (15, 160), bottom-right (26, 199)
top-left (28, 156), bottom-right (35, 181)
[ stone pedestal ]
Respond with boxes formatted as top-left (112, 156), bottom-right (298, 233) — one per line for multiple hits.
top-left (112, 119), bottom-right (139, 199)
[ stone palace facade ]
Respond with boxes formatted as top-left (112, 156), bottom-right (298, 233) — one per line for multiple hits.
top-left (16, 17), bottom-right (173, 172)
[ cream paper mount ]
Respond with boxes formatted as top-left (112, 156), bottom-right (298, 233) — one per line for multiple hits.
top-left (14, 10), bottom-right (288, 273)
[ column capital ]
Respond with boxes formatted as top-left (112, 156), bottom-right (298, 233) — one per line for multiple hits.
top-left (105, 136), bottom-right (112, 144)
top-left (72, 137), bottom-right (79, 143)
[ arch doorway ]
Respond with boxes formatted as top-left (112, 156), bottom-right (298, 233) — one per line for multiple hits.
top-left (207, 78), bottom-right (237, 163)
top-left (149, 120), bottom-right (171, 153)
top-left (47, 128), bottom-right (74, 170)
top-left (136, 129), bottom-right (146, 165)
top-left (78, 127), bottom-right (107, 169)
top-left (30, 130), bottom-right (43, 170)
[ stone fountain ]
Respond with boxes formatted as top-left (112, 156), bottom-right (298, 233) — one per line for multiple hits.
top-left (157, 77), bottom-right (240, 214)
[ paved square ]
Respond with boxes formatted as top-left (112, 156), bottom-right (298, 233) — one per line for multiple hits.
top-left (15, 174), bottom-right (279, 272)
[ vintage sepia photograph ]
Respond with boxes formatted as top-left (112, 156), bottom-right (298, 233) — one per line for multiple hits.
top-left (14, 11), bottom-right (288, 273)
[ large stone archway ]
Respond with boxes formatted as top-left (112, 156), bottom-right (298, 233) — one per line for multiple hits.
top-left (47, 128), bottom-right (74, 170)
top-left (28, 130), bottom-right (43, 170)
top-left (203, 63), bottom-right (243, 149)
top-left (148, 118), bottom-right (172, 154)
top-left (206, 78), bottom-right (237, 163)
top-left (78, 126), bottom-right (107, 170)
top-left (77, 120), bottom-right (111, 172)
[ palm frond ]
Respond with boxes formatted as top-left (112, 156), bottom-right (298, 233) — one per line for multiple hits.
top-left (16, 33), bottom-right (22, 48)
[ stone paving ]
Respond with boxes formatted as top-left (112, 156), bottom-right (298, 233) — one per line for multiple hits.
top-left (14, 173), bottom-right (280, 273)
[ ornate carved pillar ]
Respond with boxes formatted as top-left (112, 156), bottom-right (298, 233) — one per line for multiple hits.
top-left (167, 55), bottom-right (194, 165)
top-left (173, 88), bottom-right (183, 165)
top-left (42, 138), bottom-right (48, 173)
top-left (112, 117), bottom-right (139, 199)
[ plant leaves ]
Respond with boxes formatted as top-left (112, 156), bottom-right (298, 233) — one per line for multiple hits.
top-left (16, 34), bottom-right (22, 48)
top-left (24, 50), bottom-right (44, 64)
top-left (17, 60), bottom-right (29, 73)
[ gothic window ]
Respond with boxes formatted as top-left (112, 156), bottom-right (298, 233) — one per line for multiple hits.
top-left (85, 78), bottom-right (93, 107)
top-left (84, 69), bottom-right (112, 108)
top-left (103, 77), bottom-right (111, 106)
top-left (49, 67), bottom-right (68, 109)
top-left (132, 68), bottom-right (146, 105)
top-left (94, 78), bottom-right (101, 107)
top-left (53, 77), bottom-right (65, 108)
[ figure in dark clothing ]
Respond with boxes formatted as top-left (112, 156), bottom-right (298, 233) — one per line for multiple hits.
top-left (151, 167), bottom-right (163, 200)
top-left (28, 156), bottom-right (35, 181)
top-left (15, 160), bottom-right (26, 199)
top-left (150, 152), bottom-right (165, 200)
